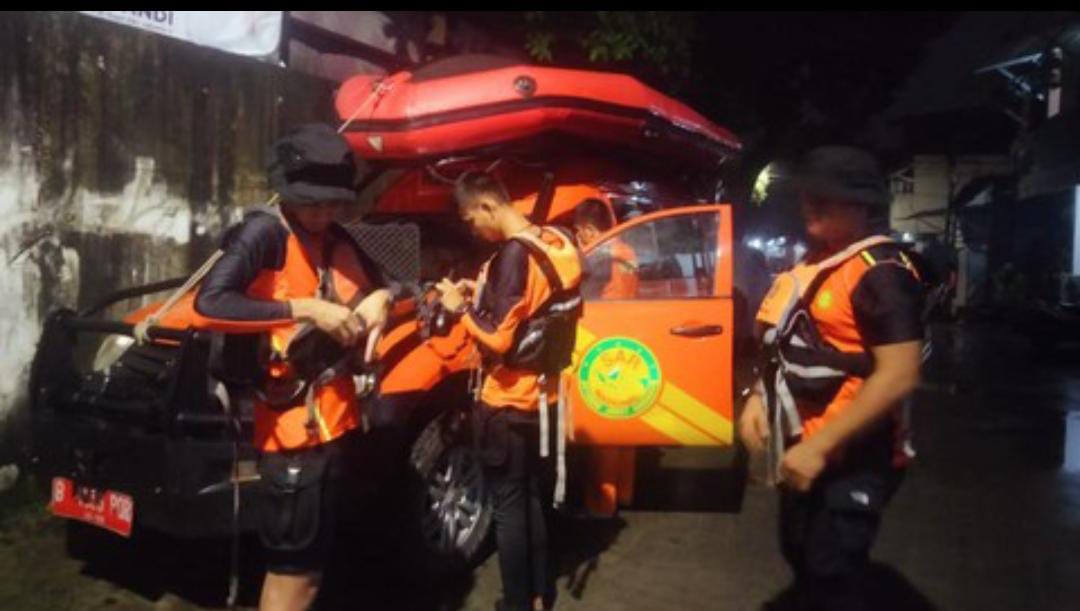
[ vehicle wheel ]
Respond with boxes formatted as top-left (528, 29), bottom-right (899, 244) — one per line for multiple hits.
top-left (409, 409), bottom-right (493, 567)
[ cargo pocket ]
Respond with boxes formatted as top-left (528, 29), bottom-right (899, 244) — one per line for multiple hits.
top-left (256, 448), bottom-right (331, 552)
top-left (822, 474), bottom-right (886, 567)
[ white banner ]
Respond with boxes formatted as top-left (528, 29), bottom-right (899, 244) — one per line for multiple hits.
top-left (80, 11), bottom-right (283, 58)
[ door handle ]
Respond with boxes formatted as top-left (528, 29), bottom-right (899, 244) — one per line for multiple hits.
top-left (669, 324), bottom-right (724, 338)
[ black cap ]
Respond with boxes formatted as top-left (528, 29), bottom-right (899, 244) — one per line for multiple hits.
top-left (267, 123), bottom-right (364, 205)
top-left (793, 146), bottom-right (891, 208)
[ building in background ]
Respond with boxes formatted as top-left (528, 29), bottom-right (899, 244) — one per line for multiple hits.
top-left (886, 11), bottom-right (1080, 313)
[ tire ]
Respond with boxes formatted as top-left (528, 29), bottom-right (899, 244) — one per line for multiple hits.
top-left (409, 408), bottom-right (493, 567)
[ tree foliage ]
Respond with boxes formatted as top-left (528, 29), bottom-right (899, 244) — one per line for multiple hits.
top-left (521, 12), bottom-right (696, 88)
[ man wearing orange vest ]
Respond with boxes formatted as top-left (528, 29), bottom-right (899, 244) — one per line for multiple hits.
top-left (436, 171), bottom-right (583, 611)
top-left (739, 147), bottom-right (925, 611)
top-left (573, 198), bottom-right (639, 517)
top-left (195, 124), bottom-right (394, 611)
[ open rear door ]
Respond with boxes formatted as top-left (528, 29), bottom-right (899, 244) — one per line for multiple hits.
top-left (567, 206), bottom-right (734, 447)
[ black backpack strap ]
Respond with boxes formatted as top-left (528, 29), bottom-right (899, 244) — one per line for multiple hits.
top-left (511, 233), bottom-right (564, 293)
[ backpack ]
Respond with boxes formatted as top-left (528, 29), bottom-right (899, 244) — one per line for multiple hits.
top-left (502, 227), bottom-right (584, 375)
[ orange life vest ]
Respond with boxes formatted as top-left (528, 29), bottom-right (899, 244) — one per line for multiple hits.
top-left (465, 226), bottom-right (583, 412)
top-left (242, 215), bottom-right (373, 452)
top-left (757, 235), bottom-right (923, 475)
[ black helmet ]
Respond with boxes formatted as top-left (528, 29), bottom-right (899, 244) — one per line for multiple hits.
top-left (793, 146), bottom-right (891, 209)
top-left (267, 123), bottom-right (365, 204)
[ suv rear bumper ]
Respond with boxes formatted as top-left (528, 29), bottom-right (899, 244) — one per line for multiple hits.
top-left (31, 409), bottom-right (258, 539)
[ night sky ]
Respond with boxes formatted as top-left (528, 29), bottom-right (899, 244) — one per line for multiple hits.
top-left (473, 12), bottom-right (964, 164)
top-left (462, 11), bottom-right (1076, 236)
top-left (687, 12), bottom-right (960, 157)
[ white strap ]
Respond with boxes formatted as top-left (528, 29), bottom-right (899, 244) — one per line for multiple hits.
top-left (554, 374), bottom-right (568, 507)
top-left (133, 248), bottom-right (226, 344)
top-left (765, 366), bottom-right (804, 486)
top-left (776, 368), bottom-right (803, 438)
top-left (538, 374), bottom-right (550, 458)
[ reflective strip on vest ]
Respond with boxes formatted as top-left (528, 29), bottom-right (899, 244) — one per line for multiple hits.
top-left (547, 295), bottom-right (583, 313)
top-left (781, 361), bottom-right (848, 379)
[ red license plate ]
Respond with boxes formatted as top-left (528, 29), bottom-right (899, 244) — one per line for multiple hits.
top-left (49, 477), bottom-right (134, 537)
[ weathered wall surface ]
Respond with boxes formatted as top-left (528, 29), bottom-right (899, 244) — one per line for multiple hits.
top-left (0, 12), bottom-right (336, 460)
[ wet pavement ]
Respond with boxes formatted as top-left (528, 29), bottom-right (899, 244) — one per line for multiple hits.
top-left (2, 321), bottom-right (1079, 610)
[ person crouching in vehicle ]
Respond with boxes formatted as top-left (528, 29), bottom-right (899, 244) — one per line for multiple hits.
top-left (194, 124), bottom-right (394, 611)
top-left (436, 171), bottom-right (583, 611)
top-left (739, 146), bottom-right (925, 611)
top-left (572, 198), bottom-right (638, 517)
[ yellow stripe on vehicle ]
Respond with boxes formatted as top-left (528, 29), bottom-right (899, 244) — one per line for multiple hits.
top-left (657, 383), bottom-right (733, 444)
top-left (640, 407), bottom-right (718, 446)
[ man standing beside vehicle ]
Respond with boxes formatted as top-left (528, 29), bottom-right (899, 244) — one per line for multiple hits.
top-left (572, 198), bottom-right (639, 516)
top-left (738, 147), bottom-right (925, 611)
top-left (194, 124), bottom-right (394, 611)
top-left (436, 171), bottom-right (583, 611)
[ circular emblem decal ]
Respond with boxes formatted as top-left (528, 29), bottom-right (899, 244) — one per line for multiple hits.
top-left (578, 337), bottom-right (662, 419)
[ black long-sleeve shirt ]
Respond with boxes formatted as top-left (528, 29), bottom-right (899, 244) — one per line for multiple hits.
top-left (196, 211), bottom-right (293, 321)
top-left (195, 209), bottom-right (392, 322)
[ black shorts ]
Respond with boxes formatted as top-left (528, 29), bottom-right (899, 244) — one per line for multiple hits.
top-left (255, 430), bottom-right (360, 575)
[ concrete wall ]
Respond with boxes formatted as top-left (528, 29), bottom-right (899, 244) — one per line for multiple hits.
top-left (0, 12), bottom-right (336, 460)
